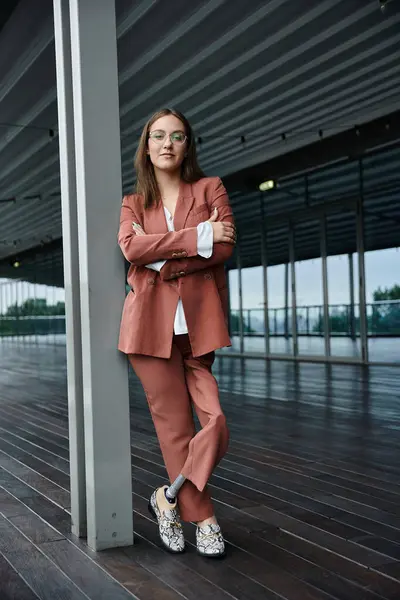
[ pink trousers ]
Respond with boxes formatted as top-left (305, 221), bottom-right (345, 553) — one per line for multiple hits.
top-left (129, 334), bottom-right (229, 522)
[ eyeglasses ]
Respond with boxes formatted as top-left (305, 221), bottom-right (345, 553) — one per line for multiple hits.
top-left (148, 130), bottom-right (187, 145)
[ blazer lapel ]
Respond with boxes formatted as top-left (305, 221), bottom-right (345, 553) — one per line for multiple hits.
top-left (145, 200), bottom-right (168, 234)
top-left (173, 181), bottom-right (195, 231)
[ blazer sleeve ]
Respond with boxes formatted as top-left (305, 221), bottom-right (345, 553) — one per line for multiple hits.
top-left (118, 195), bottom-right (198, 265)
top-left (159, 178), bottom-right (234, 280)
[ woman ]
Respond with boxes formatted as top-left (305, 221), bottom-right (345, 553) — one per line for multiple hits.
top-left (118, 108), bottom-right (236, 558)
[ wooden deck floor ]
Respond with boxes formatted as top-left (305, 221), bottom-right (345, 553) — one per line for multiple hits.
top-left (0, 338), bottom-right (400, 599)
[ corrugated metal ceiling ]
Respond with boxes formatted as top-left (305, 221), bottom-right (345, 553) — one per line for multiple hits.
top-left (0, 0), bottom-right (399, 284)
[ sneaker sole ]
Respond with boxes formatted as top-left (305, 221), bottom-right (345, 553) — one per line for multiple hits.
top-left (197, 548), bottom-right (226, 559)
top-left (148, 500), bottom-right (185, 554)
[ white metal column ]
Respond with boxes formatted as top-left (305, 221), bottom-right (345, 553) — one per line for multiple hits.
top-left (225, 266), bottom-right (232, 337)
top-left (260, 196), bottom-right (269, 357)
top-left (357, 160), bottom-right (369, 364)
top-left (237, 244), bottom-right (244, 354)
top-left (55, 0), bottom-right (133, 551)
top-left (54, 0), bottom-right (86, 538)
top-left (288, 222), bottom-right (298, 356)
top-left (320, 215), bottom-right (331, 357)
top-left (284, 262), bottom-right (289, 339)
top-left (348, 252), bottom-right (356, 340)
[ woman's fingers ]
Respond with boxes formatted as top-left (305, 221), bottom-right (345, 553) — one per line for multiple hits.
top-left (222, 235), bottom-right (235, 244)
top-left (132, 222), bottom-right (146, 235)
top-left (212, 221), bottom-right (236, 244)
top-left (207, 207), bottom-right (218, 222)
top-left (223, 223), bottom-right (236, 237)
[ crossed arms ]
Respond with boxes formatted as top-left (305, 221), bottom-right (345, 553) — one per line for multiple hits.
top-left (118, 178), bottom-right (235, 280)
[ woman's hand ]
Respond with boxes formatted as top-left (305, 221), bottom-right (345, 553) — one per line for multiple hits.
top-left (132, 222), bottom-right (146, 235)
top-left (207, 208), bottom-right (236, 244)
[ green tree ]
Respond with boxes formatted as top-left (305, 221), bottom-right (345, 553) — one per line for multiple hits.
top-left (373, 284), bottom-right (400, 301)
top-left (229, 313), bottom-right (254, 334)
top-left (370, 284), bottom-right (400, 334)
top-left (5, 298), bottom-right (65, 317)
top-left (313, 310), bottom-right (351, 335)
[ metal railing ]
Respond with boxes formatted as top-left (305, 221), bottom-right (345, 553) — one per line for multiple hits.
top-left (230, 300), bottom-right (400, 337)
top-left (1, 292), bottom-right (399, 340)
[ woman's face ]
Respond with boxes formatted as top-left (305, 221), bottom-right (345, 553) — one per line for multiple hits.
top-left (147, 114), bottom-right (187, 174)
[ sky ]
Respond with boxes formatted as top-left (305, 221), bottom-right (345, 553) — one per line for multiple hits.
top-left (228, 247), bottom-right (399, 310)
top-left (0, 247), bottom-right (398, 313)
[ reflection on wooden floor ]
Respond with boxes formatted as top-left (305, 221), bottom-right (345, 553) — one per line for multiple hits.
top-left (0, 339), bottom-right (400, 599)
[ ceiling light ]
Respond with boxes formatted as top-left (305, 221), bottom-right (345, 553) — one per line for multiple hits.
top-left (259, 179), bottom-right (276, 192)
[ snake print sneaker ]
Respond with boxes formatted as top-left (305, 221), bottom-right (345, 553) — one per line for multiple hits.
top-left (148, 486), bottom-right (185, 554)
top-left (196, 523), bottom-right (226, 558)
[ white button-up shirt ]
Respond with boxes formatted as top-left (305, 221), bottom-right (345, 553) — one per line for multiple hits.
top-left (146, 206), bottom-right (213, 335)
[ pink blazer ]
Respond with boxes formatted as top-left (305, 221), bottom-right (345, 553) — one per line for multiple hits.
top-left (117, 177), bottom-right (234, 358)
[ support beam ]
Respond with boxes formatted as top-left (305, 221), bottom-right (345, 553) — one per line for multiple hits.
top-left (61, 0), bottom-right (133, 551)
top-left (357, 160), bottom-right (369, 364)
top-left (288, 223), bottom-right (298, 356)
top-left (237, 244), bottom-right (244, 354)
top-left (260, 196), bottom-right (269, 357)
top-left (348, 252), bottom-right (356, 340)
top-left (320, 216), bottom-right (331, 357)
top-left (284, 262), bottom-right (289, 339)
top-left (225, 266), bottom-right (232, 337)
top-left (53, 0), bottom-right (86, 537)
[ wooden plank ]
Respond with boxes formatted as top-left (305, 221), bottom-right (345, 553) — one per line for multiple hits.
top-left (4, 485), bottom-right (184, 600)
top-left (0, 452), bottom-right (70, 508)
top-left (0, 468), bottom-right (71, 536)
top-left (0, 553), bottom-right (40, 600)
top-left (39, 539), bottom-right (140, 600)
top-left (0, 486), bottom-right (33, 518)
top-left (0, 516), bottom-right (88, 600)
top-left (2, 344), bottom-right (400, 599)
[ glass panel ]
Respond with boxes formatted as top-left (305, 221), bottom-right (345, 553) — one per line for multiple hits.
top-left (362, 148), bottom-right (400, 364)
top-left (227, 267), bottom-right (265, 354)
top-left (365, 249), bottom-right (400, 364)
top-left (266, 223), bottom-right (293, 355)
top-left (294, 219), bottom-right (324, 356)
top-left (0, 273), bottom-right (66, 345)
top-left (242, 266), bottom-right (263, 354)
top-left (227, 269), bottom-right (240, 352)
top-left (326, 210), bottom-right (361, 358)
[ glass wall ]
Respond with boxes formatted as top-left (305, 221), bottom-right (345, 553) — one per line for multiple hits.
top-left (326, 210), bottom-right (361, 359)
top-left (294, 219), bottom-right (324, 357)
top-left (365, 249), bottom-right (400, 364)
top-left (2, 148), bottom-right (398, 366)
top-left (266, 224), bottom-right (293, 356)
top-left (363, 146), bottom-right (400, 364)
top-left (0, 278), bottom-right (65, 345)
top-left (227, 146), bottom-right (400, 365)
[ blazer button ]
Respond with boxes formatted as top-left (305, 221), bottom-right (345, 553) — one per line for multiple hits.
top-left (178, 271), bottom-right (185, 276)
top-left (181, 251), bottom-right (187, 257)
top-left (171, 252), bottom-right (178, 258)
top-left (204, 273), bottom-right (212, 280)
top-left (147, 278), bottom-right (155, 285)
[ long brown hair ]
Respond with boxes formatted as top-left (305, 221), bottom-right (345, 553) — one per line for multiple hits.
top-left (134, 108), bottom-right (205, 209)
